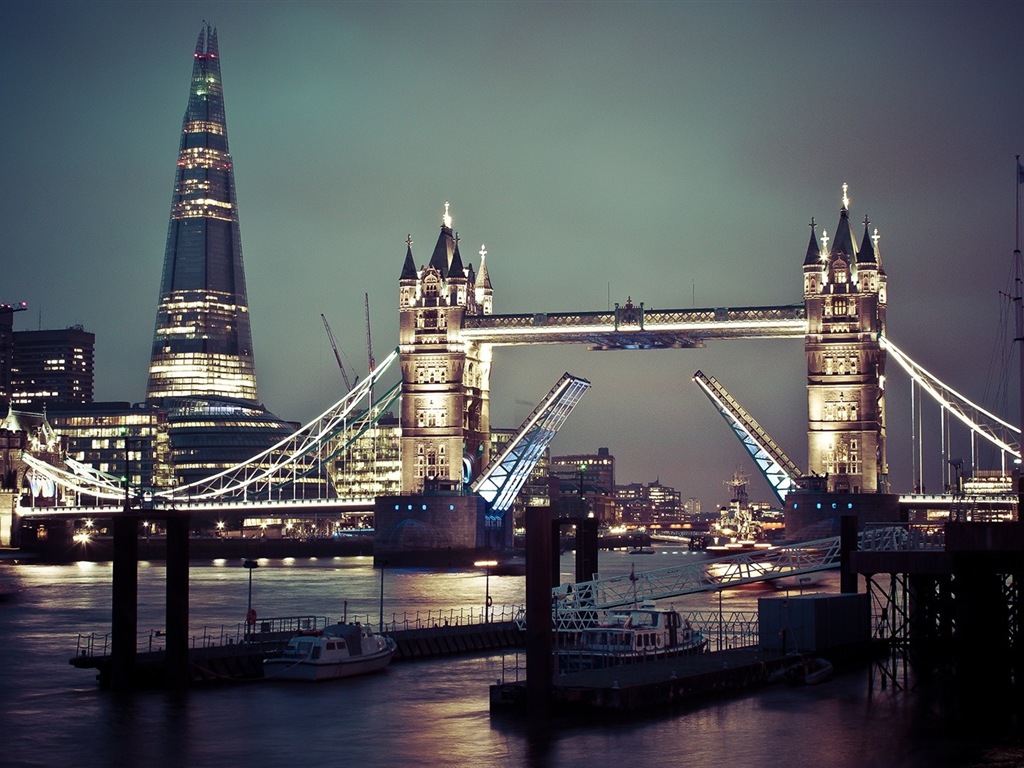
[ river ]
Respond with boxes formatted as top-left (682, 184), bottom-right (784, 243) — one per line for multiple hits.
top-left (2, 546), bottom-right (1021, 768)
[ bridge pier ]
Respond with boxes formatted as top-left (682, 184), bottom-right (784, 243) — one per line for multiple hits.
top-left (165, 512), bottom-right (191, 688)
top-left (110, 511), bottom-right (138, 692)
top-left (526, 506), bottom-right (553, 715)
top-left (109, 508), bottom-right (192, 691)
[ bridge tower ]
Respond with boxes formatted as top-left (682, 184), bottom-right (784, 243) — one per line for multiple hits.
top-left (803, 185), bottom-right (889, 494)
top-left (398, 205), bottom-right (493, 494)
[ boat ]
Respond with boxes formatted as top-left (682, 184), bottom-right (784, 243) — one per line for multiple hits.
top-left (263, 622), bottom-right (396, 681)
top-left (771, 653), bottom-right (834, 685)
top-left (627, 546), bottom-right (655, 555)
top-left (561, 603), bottom-right (707, 669)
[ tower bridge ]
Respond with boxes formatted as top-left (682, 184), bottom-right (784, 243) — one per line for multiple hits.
top-left (17, 188), bottom-right (1020, 552)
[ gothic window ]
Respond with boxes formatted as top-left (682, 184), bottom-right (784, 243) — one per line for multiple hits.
top-left (848, 356), bottom-right (859, 375)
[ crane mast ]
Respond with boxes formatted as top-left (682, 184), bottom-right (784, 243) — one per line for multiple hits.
top-left (320, 313), bottom-right (353, 392)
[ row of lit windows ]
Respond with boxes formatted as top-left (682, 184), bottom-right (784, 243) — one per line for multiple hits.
top-left (183, 120), bottom-right (225, 136)
top-left (172, 202), bottom-right (235, 222)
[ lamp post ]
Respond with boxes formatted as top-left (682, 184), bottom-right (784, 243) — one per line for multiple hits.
top-left (475, 559), bottom-right (498, 623)
top-left (244, 558), bottom-right (259, 627)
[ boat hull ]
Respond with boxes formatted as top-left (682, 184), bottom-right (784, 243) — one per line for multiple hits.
top-left (264, 642), bottom-right (395, 681)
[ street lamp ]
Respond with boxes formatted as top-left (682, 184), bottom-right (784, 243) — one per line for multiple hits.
top-left (475, 559), bottom-right (498, 623)
top-left (244, 558), bottom-right (259, 627)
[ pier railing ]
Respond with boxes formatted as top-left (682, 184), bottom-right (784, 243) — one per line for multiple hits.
top-left (858, 522), bottom-right (946, 552)
top-left (72, 605), bottom-right (527, 658)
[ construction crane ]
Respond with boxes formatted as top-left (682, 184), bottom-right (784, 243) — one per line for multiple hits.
top-left (364, 293), bottom-right (375, 377)
top-left (0, 301), bottom-right (28, 316)
top-left (320, 313), bottom-right (354, 392)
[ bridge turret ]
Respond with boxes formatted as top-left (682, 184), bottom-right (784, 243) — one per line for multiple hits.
top-left (804, 184), bottom-right (889, 495)
top-left (803, 218), bottom-right (826, 296)
top-left (398, 204), bottom-right (493, 494)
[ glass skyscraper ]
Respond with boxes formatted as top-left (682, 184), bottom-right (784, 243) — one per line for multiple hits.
top-left (146, 25), bottom-right (257, 404)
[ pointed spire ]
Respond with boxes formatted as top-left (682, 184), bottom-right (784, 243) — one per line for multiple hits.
top-left (208, 25), bottom-right (219, 58)
top-left (428, 202), bottom-right (454, 277)
top-left (477, 244), bottom-right (492, 289)
top-left (448, 234), bottom-right (466, 280)
top-left (194, 26), bottom-right (206, 56)
top-left (803, 217), bottom-right (822, 266)
top-left (857, 215), bottom-right (877, 265)
top-left (400, 234), bottom-right (417, 280)
top-left (830, 184), bottom-right (857, 261)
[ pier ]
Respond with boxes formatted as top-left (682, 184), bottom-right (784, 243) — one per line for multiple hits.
top-left (491, 647), bottom-right (824, 713)
top-left (70, 615), bottom-right (526, 689)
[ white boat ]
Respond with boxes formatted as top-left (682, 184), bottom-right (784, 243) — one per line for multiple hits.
top-left (263, 622), bottom-right (396, 682)
top-left (563, 603), bottom-right (707, 669)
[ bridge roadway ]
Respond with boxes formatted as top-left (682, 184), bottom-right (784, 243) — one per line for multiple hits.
top-left (17, 496), bottom-right (376, 520)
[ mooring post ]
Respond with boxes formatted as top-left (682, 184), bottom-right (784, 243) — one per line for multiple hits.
top-left (526, 505), bottom-right (553, 716)
top-left (110, 511), bottom-right (138, 691)
top-left (576, 516), bottom-right (599, 584)
top-left (165, 511), bottom-right (191, 688)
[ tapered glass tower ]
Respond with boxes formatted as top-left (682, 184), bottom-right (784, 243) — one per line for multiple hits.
top-left (146, 25), bottom-right (258, 404)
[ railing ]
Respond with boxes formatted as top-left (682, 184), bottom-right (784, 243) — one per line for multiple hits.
top-left (73, 615), bottom-right (331, 658)
top-left (72, 606), bottom-right (527, 658)
top-left (379, 604), bottom-right (525, 633)
top-left (859, 522), bottom-right (946, 552)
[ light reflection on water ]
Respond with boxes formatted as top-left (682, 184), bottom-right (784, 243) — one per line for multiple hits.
top-left (3, 548), bottom-right (1022, 768)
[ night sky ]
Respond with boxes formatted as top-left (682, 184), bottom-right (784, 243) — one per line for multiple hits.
top-left (4, 1), bottom-right (1023, 511)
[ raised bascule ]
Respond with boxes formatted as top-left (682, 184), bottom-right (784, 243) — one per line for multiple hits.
top-left (386, 190), bottom-right (899, 553)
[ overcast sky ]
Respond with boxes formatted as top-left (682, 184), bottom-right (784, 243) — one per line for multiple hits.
top-left (4, 1), bottom-right (1023, 510)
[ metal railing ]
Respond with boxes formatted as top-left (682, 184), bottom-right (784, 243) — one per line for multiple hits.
top-left (72, 606), bottom-right (527, 658)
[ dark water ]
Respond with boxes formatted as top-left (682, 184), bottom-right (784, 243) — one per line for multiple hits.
top-left (2, 548), bottom-right (1022, 768)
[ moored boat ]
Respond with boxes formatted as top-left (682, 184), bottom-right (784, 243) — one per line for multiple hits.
top-left (561, 603), bottom-right (707, 669)
top-left (263, 622), bottom-right (396, 681)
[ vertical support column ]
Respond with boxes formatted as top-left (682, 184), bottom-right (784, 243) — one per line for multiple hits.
top-left (165, 512), bottom-right (190, 689)
top-left (575, 517), bottom-right (599, 585)
top-left (526, 505), bottom-right (553, 716)
top-left (110, 512), bottom-right (138, 691)
top-left (840, 515), bottom-right (857, 594)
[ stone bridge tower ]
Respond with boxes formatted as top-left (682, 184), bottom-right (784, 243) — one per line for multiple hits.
top-left (803, 185), bottom-right (889, 494)
top-left (398, 205), bottom-right (493, 494)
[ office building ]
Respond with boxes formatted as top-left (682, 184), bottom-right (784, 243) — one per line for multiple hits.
top-left (11, 327), bottom-right (94, 408)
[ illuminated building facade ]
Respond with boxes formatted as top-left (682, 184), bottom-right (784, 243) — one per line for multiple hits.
top-left (398, 205), bottom-right (494, 493)
top-left (616, 480), bottom-right (682, 524)
top-left (146, 25), bottom-right (257, 404)
top-left (11, 327), bottom-right (94, 408)
top-left (550, 447), bottom-right (617, 523)
top-left (803, 185), bottom-right (888, 493)
top-left (48, 402), bottom-right (173, 493)
top-left (330, 412), bottom-right (402, 501)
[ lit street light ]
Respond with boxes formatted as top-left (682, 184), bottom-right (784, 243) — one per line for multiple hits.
top-left (244, 558), bottom-right (259, 627)
top-left (475, 559), bottom-right (498, 623)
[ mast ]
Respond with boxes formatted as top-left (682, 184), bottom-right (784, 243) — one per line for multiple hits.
top-left (1016, 155), bottom-right (1023, 516)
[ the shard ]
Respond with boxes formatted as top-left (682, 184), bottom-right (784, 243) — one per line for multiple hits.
top-left (146, 24), bottom-right (258, 404)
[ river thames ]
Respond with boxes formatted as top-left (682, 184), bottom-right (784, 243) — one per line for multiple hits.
top-left (2, 546), bottom-right (1021, 768)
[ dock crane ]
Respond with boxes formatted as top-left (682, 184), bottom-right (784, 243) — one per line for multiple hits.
top-left (320, 313), bottom-right (354, 392)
